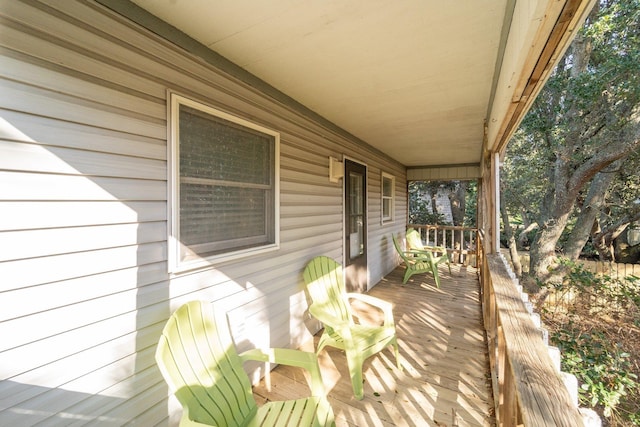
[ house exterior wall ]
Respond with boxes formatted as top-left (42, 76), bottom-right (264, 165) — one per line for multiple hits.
top-left (0, 1), bottom-right (406, 425)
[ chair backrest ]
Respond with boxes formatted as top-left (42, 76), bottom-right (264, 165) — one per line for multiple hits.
top-left (303, 256), bottom-right (353, 324)
top-left (405, 228), bottom-right (425, 251)
top-left (391, 234), bottom-right (412, 263)
top-left (155, 301), bottom-right (258, 427)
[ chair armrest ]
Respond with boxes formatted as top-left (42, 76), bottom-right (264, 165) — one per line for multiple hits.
top-left (308, 304), bottom-right (353, 339)
top-left (346, 293), bottom-right (392, 311)
top-left (404, 249), bottom-right (435, 260)
top-left (412, 246), bottom-right (450, 259)
top-left (423, 245), bottom-right (447, 253)
top-left (346, 293), bottom-right (395, 326)
top-left (239, 347), bottom-right (326, 397)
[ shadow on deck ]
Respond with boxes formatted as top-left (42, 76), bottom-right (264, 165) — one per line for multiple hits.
top-left (253, 264), bottom-right (495, 427)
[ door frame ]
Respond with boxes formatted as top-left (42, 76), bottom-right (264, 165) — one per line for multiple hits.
top-left (342, 157), bottom-right (368, 292)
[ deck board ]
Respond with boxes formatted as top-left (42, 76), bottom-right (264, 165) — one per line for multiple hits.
top-left (253, 264), bottom-right (495, 426)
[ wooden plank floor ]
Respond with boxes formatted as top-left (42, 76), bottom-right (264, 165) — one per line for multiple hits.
top-left (253, 264), bottom-right (495, 427)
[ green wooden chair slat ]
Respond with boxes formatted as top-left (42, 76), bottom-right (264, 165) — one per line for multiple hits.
top-left (303, 256), bottom-right (401, 400)
top-left (156, 301), bottom-right (335, 427)
top-left (392, 233), bottom-right (443, 287)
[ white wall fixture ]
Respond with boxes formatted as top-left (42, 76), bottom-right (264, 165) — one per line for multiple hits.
top-left (329, 156), bottom-right (344, 182)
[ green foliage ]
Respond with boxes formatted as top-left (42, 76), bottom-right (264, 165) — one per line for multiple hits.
top-left (541, 259), bottom-right (640, 423)
top-left (408, 181), bottom-right (453, 225)
top-left (503, 0), bottom-right (640, 269)
top-left (408, 180), bottom-right (478, 226)
top-left (542, 259), bottom-right (640, 316)
top-left (552, 326), bottom-right (637, 418)
top-left (464, 181), bottom-right (478, 228)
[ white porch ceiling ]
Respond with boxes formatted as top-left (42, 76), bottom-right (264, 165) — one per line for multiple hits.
top-left (128, 0), bottom-right (593, 169)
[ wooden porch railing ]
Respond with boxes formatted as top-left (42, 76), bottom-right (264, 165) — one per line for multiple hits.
top-left (408, 225), bottom-right (599, 426)
top-left (408, 224), bottom-right (478, 265)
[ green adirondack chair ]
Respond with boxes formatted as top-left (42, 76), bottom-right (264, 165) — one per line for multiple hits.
top-left (155, 300), bottom-right (335, 427)
top-left (405, 228), bottom-right (452, 275)
top-left (392, 233), bottom-right (443, 288)
top-left (303, 256), bottom-right (401, 400)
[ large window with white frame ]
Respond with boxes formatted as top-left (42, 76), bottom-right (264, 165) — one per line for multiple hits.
top-left (169, 93), bottom-right (279, 272)
top-left (381, 172), bottom-right (395, 224)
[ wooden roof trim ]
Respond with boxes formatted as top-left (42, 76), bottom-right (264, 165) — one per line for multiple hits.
top-left (493, 0), bottom-right (596, 155)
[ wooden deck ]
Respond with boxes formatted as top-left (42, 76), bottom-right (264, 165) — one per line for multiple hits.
top-left (253, 264), bottom-right (495, 427)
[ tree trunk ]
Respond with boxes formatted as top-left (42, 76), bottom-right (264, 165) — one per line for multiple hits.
top-left (449, 182), bottom-right (467, 226)
top-left (530, 213), bottom-right (571, 281)
top-left (500, 189), bottom-right (522, 277)
top-left (517, 221), bottom-right (538, 249)
top-left (593, 222), bottom-right (627, 261)
top-left (448, 182), bottom-right (467, 251)
top-left (614, 229), bottom-right (640, 263)
top-left (429, 190), bottom-right (438, 218)
top-left (592, 208), bottom-right (640, 261)
top-left (564, 160), bottom-right (621, 259)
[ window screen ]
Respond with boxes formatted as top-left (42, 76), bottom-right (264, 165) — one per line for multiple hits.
top-left (170, 94), bottom-right (279, 270)
top-left (381, 173), bottom-right (394, 223)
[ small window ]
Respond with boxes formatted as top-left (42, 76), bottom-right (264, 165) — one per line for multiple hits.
top-left (169, 93), bottom-right (279, 272)
top-left (381, 172), bottom-right (395, 224)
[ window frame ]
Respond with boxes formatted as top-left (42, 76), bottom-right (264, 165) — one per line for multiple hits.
top-left (168, 92), bottom-right (280, 273)
top-left (381, 172), bottom-right (395, 224)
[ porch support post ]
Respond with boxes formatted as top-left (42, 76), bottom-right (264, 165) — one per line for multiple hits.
top-left (491, 152), bottom-right (501, 254)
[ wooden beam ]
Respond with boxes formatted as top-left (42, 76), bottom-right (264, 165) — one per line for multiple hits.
top-left (493, 0), bottom-right (597, 154)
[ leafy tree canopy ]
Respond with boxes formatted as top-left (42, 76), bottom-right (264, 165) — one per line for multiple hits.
top-left (503, 0), bottom-right (640, 275)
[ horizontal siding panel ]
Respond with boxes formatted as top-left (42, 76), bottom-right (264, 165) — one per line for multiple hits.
top-left (0, 222), bottom-right (166, 262)
top-left (279, 180), bottom-right (341, 196)
top-left (99, 381), bottom-right (167, 426)
top-left (0, 53), bottom-right (166, 119)
top-left (280, 154), bottom-right (328, 175)
top-left (1, 263), bottom-right (167, 322)
top-left (281, 145), bottom-right (329, 163)
top-left (68, 367), bottom-right (167, 427)
top-left (1, 282), bottom-right (168, 351)
top-left (0, 336), bottom-right (146, 413)
top-left (0, 140), bottom-right (166, 180)
top-left (1, 1), bottom-right (182, 92)
top-left (280, 168), bottom-right (330, 186)
top-left (124, 395), bottom-right (173, 427)
top-left (0, 29), bottom-right (166, 101)
top-left (0, 243), bottom-right (166, 292)
top-left (0, 201), bottom-right (165, 232)
top-left (57, 371), bottom-right (167, 427)
top-left (0, 110), bottom-right (166, 160)
top-left (280, 213), bottom-right (342, 230)
top-left (278, 234), bottom-right (343, 258)
top-left (0, 172), bottom-right (165, 201)
top-left (280, 192), bottom-right (341, 207)
top-left (3, 1), bottom-right (268, 133)
top-left (0, 343), bottom-right (160, 425)
top-left (1, 312), bottom-right (159, 381)
top-left (1, 79), bottom-right (165, 139)
top-left (280, 203), bottom-right (342, 217)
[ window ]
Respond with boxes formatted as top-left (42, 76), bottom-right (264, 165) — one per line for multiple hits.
top-left (381, 172), bottom-right (395, 224)
top-left (169, 93), bottom-right (279, 272)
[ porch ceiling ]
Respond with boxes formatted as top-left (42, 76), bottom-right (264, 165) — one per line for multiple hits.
top-left (127, 0), bottom-right (594, 169)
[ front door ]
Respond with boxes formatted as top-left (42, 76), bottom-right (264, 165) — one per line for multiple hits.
top-left (344, 159), bottom-right (367, 292)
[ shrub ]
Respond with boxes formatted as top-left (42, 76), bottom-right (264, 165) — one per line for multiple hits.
top-left (540, 259), bottom-right (640, 424)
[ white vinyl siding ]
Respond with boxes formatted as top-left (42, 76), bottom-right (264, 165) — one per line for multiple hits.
top-left (0, 1), bottom-right (407, 425)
